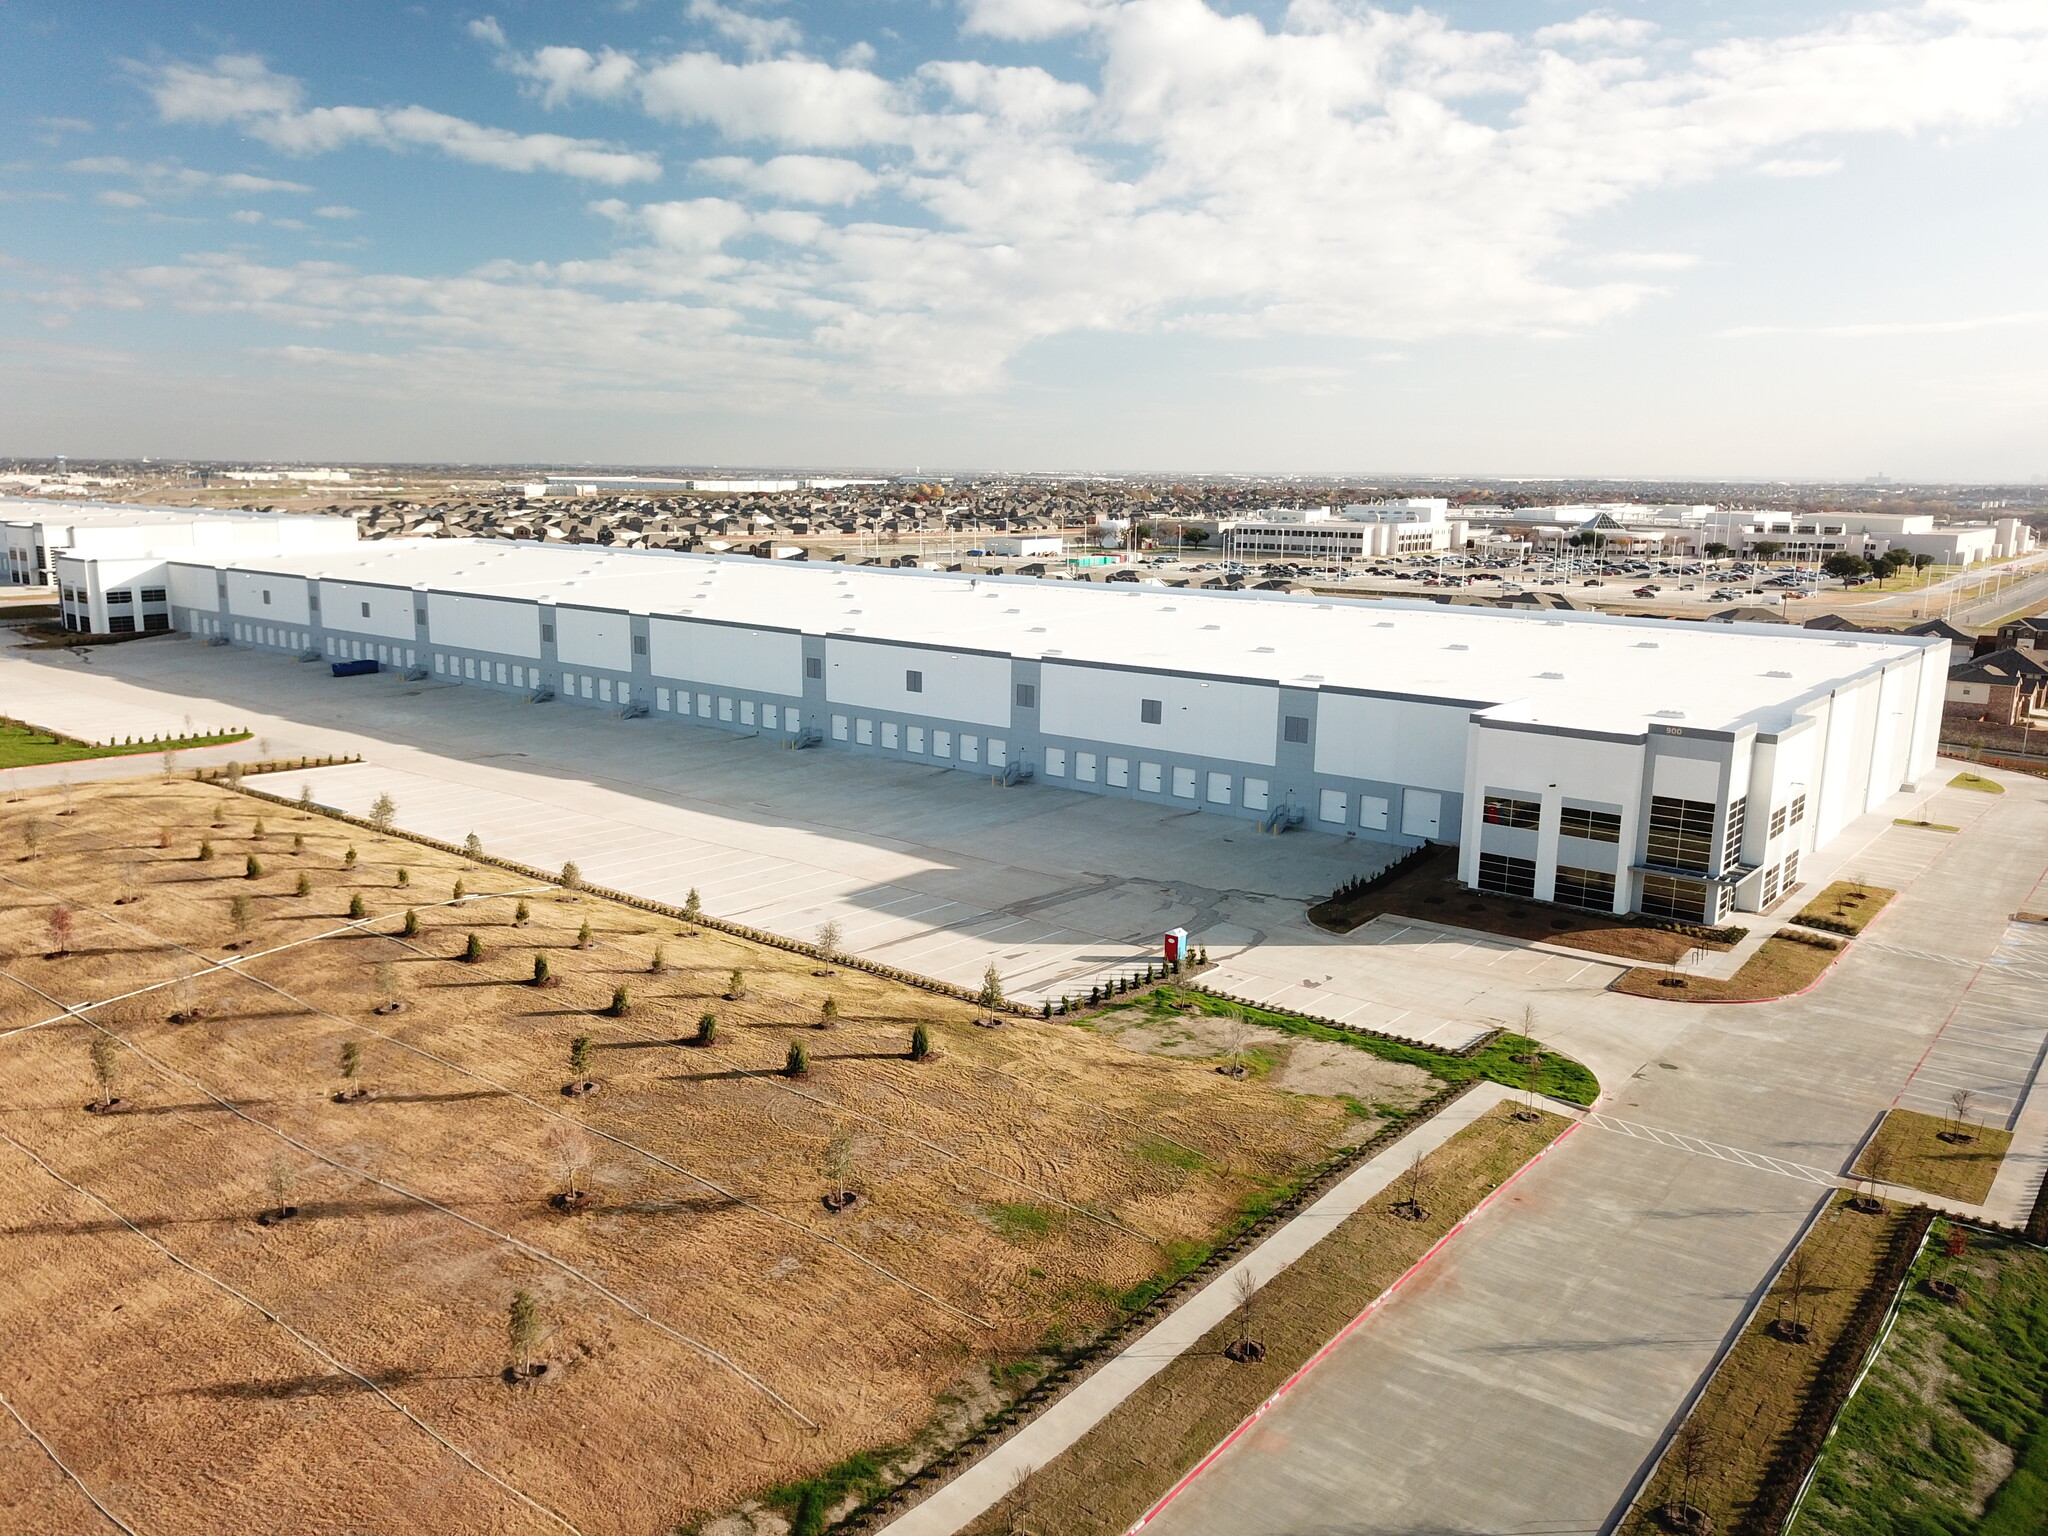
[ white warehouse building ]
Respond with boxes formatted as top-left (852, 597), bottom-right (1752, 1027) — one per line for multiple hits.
top-left (123, 529), bottom-right (1953, 927)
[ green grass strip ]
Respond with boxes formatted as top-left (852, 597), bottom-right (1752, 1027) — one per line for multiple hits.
top-left (0, 720), bottom-right (251, 769)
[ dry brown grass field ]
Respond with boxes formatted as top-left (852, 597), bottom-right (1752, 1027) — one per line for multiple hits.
top-left (0, 778), bottom-right (1359, 1536)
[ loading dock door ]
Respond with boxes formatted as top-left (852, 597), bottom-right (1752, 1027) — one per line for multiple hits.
top-left (1401, 789), bottom-right (1442, 839)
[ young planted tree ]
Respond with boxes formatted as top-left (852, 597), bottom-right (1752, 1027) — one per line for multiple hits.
top-left (683, 887), bottom-right (702, 920)
top-left (979, 964), bottom-right (1006, 1011)
top-left (343, 844), bottom-right (358, 869)
top-left (463, 932), bottom-right (485, 963)
top-left (784, 1039), bottom-right (810, 1078)
top-left (452, 878), bottom-right (466, 901)
top-left (1392, 1150), bottom-right (1429, 1220)
top-left (374, 961), bottom-right (402, 1011)
top-left (909, 1022), bottom-right (932, 1061)
top-left (87, 1033), bottom-right (120, 1111)
top-left (1945, 1088), bottom-right (1977, 1144)
top-left (252, 817), bottom-right (266, 839)
top-left (692, 1012), bottom-right (718, 1047)
top-left (822, 1131), bottom-right (857, 1211)
top-left (569, 1034), bottom-right (593, 1078)
top-left (560, 860), bottom-right (582, 891)
top-left (531, 951), bottom-right (553, 987)
top-left (649, 942), bottom-right (667, 975)
top-left (298, 783), bottom-right (315, 811)
top-left (246, 853), bottom-right (263, 879)
top-left (506, 1289), bottom-right (543, 1382)
top-left (400, 908), bottom-right (420, 938)
top-left (605, 983), bottom-right (630, 1017)
top-left (1224, 1267), bottom-right (1266, 1362)
top-left (1773, 1247), bottom-right (1815, 1342)
top-left (338, 1039), bottom-right (364, 1098)
top-left (396, 868), bottom-right (410, 888)
top-left (726, 968), bottom-right (747, 1001)
top-left (228, 893), bottom-right (253, 944)
top-left (44, 905), bottom-right (75, 958)
top-left (157, 824), bottom-right (173, 849)
top-left (464, 832), bottom-right (483, 859)
top-left (576, 918), bottom-right (593, 949)
top-left (197, 838), bottom-right (214, 862)
top-left (369, 793), bottom-right (397, 832)
top-left (1217, 1017), bottom-right (1253, 1079)
top-left (817, 996), bottom-right (838, 1029)
top-left (816, 919), bottom-right (842, 961)
top-left (513, 899), bottom-right (530, 926)
top-left (348, 893), bottom-right (367, 919)
top-left (294, 871), bottom-right (311, 898)
top-left (264, 1155), bottom-right (300, 1223)
top-left (547, 1124), bottom-right (596, 1210)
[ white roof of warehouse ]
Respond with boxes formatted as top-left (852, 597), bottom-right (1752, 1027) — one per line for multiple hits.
top-left (183, 538), bottom-right (1940, 740)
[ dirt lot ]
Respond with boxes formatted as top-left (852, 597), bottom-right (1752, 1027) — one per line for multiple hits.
top-left (0, 777), bottom-right (1363, 1536)
top-left (1086, 1005), bottom-right (1441, 1137)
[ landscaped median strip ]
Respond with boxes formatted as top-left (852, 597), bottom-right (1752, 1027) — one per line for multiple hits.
top-left (872, 1090), bottom-right (1579, 1536)
top-left (1127, 1111), bottom-right (1581, 1534)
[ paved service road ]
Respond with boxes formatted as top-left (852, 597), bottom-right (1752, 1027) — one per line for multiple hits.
top-left (1143, 781), bottom-right (2048, 1536)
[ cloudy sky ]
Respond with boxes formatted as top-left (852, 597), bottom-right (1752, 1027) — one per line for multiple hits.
top-left (3, 1), bottom-right (2046, 476)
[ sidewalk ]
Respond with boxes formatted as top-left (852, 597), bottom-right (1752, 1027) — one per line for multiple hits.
top-left (874, 1082), bottom-right (1576, 1536)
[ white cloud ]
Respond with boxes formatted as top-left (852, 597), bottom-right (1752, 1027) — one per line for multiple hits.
top-left (76, 1), bottom-right (2048, 407)
top-left (697, 154), bottom-right (880, 204)
top-left (230, 209), bottom-right (265, 224)
top-left (145, 54), bottom-right (661, 185)
top-left (686, 0), bottom-right (803, 58)
top-left (95, 189), bottom-right (148, 208)
top-left (959, 0), bottom-right (1115, 41)
top-left (1756, 156), bottom-right (1845, 177)
top-left (67, 156), bottom-right (314, 199)
top-left (314, 205), bottom-right (360, 219)
top-left (1535, 14), bottom-right (1658, 48)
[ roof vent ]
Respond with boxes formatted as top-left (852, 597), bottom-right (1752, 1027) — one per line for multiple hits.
top-left (1201, 623), bottom-right (1221, 630)
top-left (1044, 647), bottom-right (1064, 655)
top-left (1028, 626), bottom-right (1047, 633)
top-left (1653, 709), bottom-right (1686, 718)
top-left (1635, 641), bottom-right (1659, 649)
top-left (1005, 607), bottom-right (1020, 614)
top-left (1159, 605), bottom-right (1176, 612)
top-left (1375, 621), bottom-right (1395, 628)
top-left (1537, 671), bottom-right (1563, 679)
top-left (1447, 643), bottom-right (1469, 651)
top-left (1834, 639), bottom-right (1859, 647)
top-left (1315, 603), bottom-right (1333, 610)
top-left (1253, 645), bottom-right (1275, 653)
top-left (1765, 669), bottom-right (1792, 678)
top-left (1300, 672), bottom-right (1325, 681)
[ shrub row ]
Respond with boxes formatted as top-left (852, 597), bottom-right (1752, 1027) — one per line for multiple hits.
top-left (195, 755), bottom-right (361, 780)
top-left (830, 1076), bottom-right (1484, 1533)
top-left (215, 776), bottom-right (1038, 1017)
top-left (1322, 843), bottom-right (1434, 907)
top-left (1789, 912), bottom-right (1859, 938)
top-left (1737, 1206), bottom-right (1935, 1536)
top-left (1776, 928), bottom-right (1846, 952)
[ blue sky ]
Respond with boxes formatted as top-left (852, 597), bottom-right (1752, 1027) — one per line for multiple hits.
top-left (3, 0), bottom-right (2046, 477)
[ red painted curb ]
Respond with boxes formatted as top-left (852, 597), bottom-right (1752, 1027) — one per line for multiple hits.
top-left (1125, 1116), bottom-right (1583, 1532)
